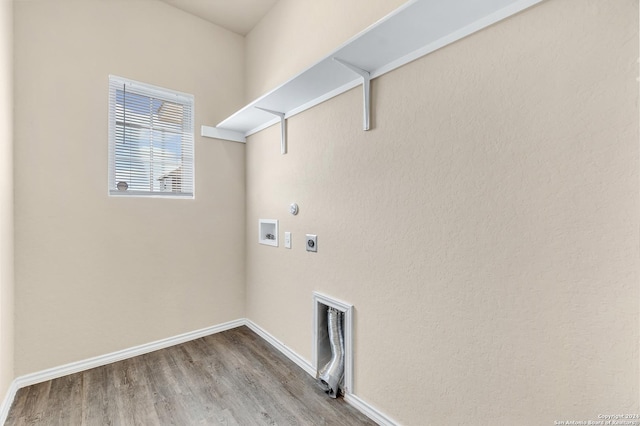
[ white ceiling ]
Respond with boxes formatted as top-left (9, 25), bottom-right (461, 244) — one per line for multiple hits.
top-left (158, 0), bottom-right (278, 36)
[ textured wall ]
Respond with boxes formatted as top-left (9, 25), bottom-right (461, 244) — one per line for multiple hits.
top-left (13, 0), bottom-right (246, 375)
top-left (244, 0), bottom-right (406, 101)
top-left (246, 0), bottom-right (639, 423)
top-left (0, 0), bottom-right (14, 405)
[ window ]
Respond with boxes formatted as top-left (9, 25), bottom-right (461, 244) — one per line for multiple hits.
top-left (108, 75), bottom-right (194, 198)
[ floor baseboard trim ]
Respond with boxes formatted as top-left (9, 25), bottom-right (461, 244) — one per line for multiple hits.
top-left (244, 319), bottom-right (398, 426)
top-left (0, 380), bottom-right (19, 426)
top-left (344, 393), bottom-right (400, 426)
top-left (244, 319), bottom-right (316, 377)
top-left (15, 318), bottom-right (246, 390)
top-left (0, 318), bottom-right (245, 424)
top-left (1, 318), bottom-right (398, 426)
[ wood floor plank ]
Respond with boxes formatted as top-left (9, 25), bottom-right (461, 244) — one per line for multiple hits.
top-left (5, 326), bottom-right (375, 426)
top-left (109, 357), bottom-right (160, 426)
top-left (43, 373), bottom-right (83, 426)
top-left (170, 344), bottom-right (235, 424)
top-left (18, 380), bottom-right (52, 425)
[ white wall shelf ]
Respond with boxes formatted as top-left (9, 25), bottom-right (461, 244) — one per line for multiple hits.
top-left (202, 0), bottom-right (542, 151)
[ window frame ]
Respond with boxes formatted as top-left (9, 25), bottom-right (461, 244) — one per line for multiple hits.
top-left (108, 75), bottom-right (195, 199)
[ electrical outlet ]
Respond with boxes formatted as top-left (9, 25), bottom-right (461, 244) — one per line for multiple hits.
top-left (306, 234), bottom-right (317, 252)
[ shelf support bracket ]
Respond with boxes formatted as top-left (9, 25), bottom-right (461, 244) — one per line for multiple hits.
top-left (255, 107), bottom-right (287, 154)
top-left (333, 58), bottom-right (371, 131)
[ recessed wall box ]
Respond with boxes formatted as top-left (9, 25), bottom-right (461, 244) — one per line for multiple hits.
top-left (259, 219), bottom-right (278, 247)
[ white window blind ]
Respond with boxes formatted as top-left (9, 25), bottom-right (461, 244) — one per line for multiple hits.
top-left (108, 75), bottom-right (194, 198)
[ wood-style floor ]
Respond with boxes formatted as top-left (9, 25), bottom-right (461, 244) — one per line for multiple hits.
top-left (6, 326), bottom-right (374, 425)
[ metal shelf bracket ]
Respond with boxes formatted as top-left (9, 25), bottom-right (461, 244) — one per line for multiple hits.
top-left (255, 107), bottom-right (287, 154)
top-left (333, 58), bottom-right (371, 131)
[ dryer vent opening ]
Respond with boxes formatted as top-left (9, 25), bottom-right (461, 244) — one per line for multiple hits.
top-left (313, 292), bottom-right (353, 398)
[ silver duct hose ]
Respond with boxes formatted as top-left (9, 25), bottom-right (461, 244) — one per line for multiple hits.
top-left (318, 308), bottom-right (344, 398)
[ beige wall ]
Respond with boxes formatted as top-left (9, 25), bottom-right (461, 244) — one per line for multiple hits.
top-left (244, 0), bottom-right (406, 101)
top-left (246, 0), bottom-right (639, 424)
top-left (13, 0), bottom-right (246, 375)
top-left (0, 0), bottom-right (14, 404)
top-left (8, 0), bottom-right (640, 423)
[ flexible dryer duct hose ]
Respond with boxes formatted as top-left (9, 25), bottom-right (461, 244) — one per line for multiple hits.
top-left (318, 308), bottom-right (344, 398)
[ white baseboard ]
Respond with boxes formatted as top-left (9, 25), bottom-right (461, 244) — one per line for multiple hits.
top-left (344, 393), bottom-right (400, 426)
top-left (0, 317), bottom-right (398, 426)
top-left (0, 380), bottom-right (18, 426)
top-left (244, 319), bottom-right (316, 377)
top-left (244, 319), bottom-right (399, 426)
top-left (15, 318), bottom-right (245, 389)
top-left (0, 318), bottom-right (245, 425)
